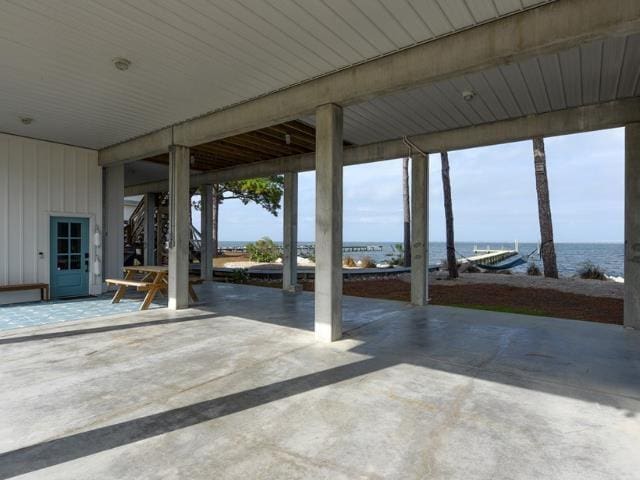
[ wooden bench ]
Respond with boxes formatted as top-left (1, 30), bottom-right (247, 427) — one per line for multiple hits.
top-left (105, 279), bottom-right (152, 290)
top-left (106, 267), bottom-right (205, 310)
top-left (0, 283), bottom-right (49, 301)
top-left (105, 275), bottom-right (161, 311)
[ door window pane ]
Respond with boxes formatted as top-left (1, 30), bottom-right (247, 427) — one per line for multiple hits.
top-left (57, 239), bottom-right (69, 254)
top-left (70, 255), bottom-right (81, 270)
top-left (57, 222), bottom-right (68, 237)
top-left (57, 255), bottom-right (69, 270)
top-left (70, 239), bottom-right (81, 253)
top-left (70, 222), bottom-right (81, 237)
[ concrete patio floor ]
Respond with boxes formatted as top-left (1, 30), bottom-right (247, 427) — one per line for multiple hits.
top-left (0, 283), bottom-right (638, 479)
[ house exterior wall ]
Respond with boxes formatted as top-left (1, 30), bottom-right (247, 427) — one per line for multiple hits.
top-left (0, 133), bottom-right (102, 304)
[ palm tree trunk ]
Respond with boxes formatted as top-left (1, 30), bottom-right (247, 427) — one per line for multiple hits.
top-left (441, 152), bottom-right (458, 279)
top-left (532, 136), bottom-right (559, 278)
top-left (402, 157), bottom-right (411, 266)
top-left (212, 185), bottom-right (219, 259)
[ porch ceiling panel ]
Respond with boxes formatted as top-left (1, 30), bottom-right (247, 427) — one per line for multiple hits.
top-left (307, 34), bottom-right (640, 145)
top-left (0, 0), bottom-right (550, 149)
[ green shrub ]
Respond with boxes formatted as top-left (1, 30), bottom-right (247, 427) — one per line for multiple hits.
top-left (527, 262), bottom-right (541, 276)
top-left (246, 237), bottom-right (280, 263)
top-left (577, 261), bottom-right (606, 280)
top-left (343, 256), bottom-right (357, 267)
top-left (360, 255), bottom-right (377, 268)
top-left (228, 269), bottom-right (248, 284)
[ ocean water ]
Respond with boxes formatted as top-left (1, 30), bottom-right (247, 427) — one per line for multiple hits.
top-left (219, 241), bottom-right (625, 278)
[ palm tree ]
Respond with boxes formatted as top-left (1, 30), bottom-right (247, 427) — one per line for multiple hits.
top-left (440, 152), bottom-right (458, 279)
top-left (532, 136), bottom-right (559, 278)
top-left (402, 157), bottom-right (411, 266)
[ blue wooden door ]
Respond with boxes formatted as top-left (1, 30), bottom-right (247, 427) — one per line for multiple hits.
top-left (50, 217), bottom-right (90, 298)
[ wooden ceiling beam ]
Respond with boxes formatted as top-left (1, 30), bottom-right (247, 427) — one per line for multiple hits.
top-left (241, 130), bottom-right (310, 154)
top-left (215, 134), bottom-right (307, 158)
top-left (194, 143), bottom-right (257, 163)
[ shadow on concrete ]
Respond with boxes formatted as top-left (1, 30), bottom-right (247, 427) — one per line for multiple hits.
top-left (0, 282), bottom-right (638, 478)
top-left (0, 357), bottom-right (390, 479)
top-left (0, 314), bottom-right (217, 345)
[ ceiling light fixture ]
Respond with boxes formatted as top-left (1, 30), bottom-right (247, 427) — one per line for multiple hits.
top-left (20, 117), bottom-right (34, 125)
top-left (284, 134), bottom-right (291, 145)
top-left (112, 57), bottom-right (132, 71)
top-left (462, 90), bottom-right (475, 101)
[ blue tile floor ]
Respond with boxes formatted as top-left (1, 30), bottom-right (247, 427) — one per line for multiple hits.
top-left (0, 294), bottom-right (165, 331)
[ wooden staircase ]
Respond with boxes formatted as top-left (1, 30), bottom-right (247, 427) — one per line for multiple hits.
top-left (124, 194), bottom-right (202, 266)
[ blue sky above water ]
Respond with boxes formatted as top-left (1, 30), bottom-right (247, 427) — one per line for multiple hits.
top-left (193, 128), bottom-right (624, 243)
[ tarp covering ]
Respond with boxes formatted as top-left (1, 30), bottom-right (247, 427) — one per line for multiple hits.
top-left (475, 256), bottom-right (528, 271)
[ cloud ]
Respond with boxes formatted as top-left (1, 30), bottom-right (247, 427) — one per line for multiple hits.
top-left (197, 128), bottom-right (623, 243)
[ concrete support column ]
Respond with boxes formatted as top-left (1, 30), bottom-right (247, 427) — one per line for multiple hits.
top-left (168, 145), bottom-right (190, 310)
top-left (102, 164), bottom-right (124, 283)
top-left (283, 171), bottom-right (299, 292)
top-left (625, 123), bottom-right (640, 329)
top-left (411, 154), bottom-right (429, 306)
top-left (200, 184), bottom-right (214, 281)
top-left (315, 104), bottom-right (343, 342)
top-left (143, 193), bottom-right (156, 266)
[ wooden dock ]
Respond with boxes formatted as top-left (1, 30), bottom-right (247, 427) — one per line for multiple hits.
top-left (460, 247), bottom-right (519, 267)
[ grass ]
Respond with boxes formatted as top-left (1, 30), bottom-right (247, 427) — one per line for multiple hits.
top-left (445, 303), bottom-right (548, 317)
top-left (222, 277), bottom-right (622, 325)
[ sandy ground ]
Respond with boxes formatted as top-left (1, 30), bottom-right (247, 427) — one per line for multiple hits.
top-left (422, 271), bottom-right (624, 299)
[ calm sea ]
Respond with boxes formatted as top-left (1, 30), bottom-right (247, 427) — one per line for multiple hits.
top-left (219, 241), bottom-right (625, 278)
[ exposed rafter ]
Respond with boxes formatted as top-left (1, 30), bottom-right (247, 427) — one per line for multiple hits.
top-left (125, 97), bottom-right (640, 195)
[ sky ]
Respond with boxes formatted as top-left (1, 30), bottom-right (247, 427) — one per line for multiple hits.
top-left (192, 128), bottom-right (625, 244)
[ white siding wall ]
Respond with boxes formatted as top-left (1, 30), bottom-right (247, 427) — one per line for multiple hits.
top-left (0, 133), bottom-right (101, 304)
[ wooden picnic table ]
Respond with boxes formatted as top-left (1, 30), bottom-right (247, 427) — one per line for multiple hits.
top-left (105, 265), bottom-right (202, 310)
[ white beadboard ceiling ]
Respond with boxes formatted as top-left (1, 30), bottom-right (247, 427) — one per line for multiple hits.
top-left (302, 34), bottom-right (640, 145)
top-left (0, 0), bottom-right (550, 149)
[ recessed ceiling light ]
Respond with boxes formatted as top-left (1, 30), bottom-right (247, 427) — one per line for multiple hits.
top-left (462, 90), bottom-right (475, 101)
top-left (112, 57), bottom-right (131, 71)
top-left (20, 117), bottom-right (34, 125)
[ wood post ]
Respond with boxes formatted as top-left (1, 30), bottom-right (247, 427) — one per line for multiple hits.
top-left (201, 184), bottom-right (214, 281)
top-left (143, 193), bottom-right (156, 265)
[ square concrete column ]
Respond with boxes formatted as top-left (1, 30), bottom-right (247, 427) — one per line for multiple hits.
top-left (283, 171), bottom-right (299, 292)
top-left (411, 153), bottom-right (429, 306)
top-left (200, 184), bottom-right (214, 281)
top-left (143, 193), bottom-right (156, 266)
top-left (168, 145), bottom-right (190, 310)
top-left (625, 123), bottom-right (640, 329)
top-left (102, 164), bottom-right (124, 282)
top-left (315, 104), bottom-right (343, 342)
